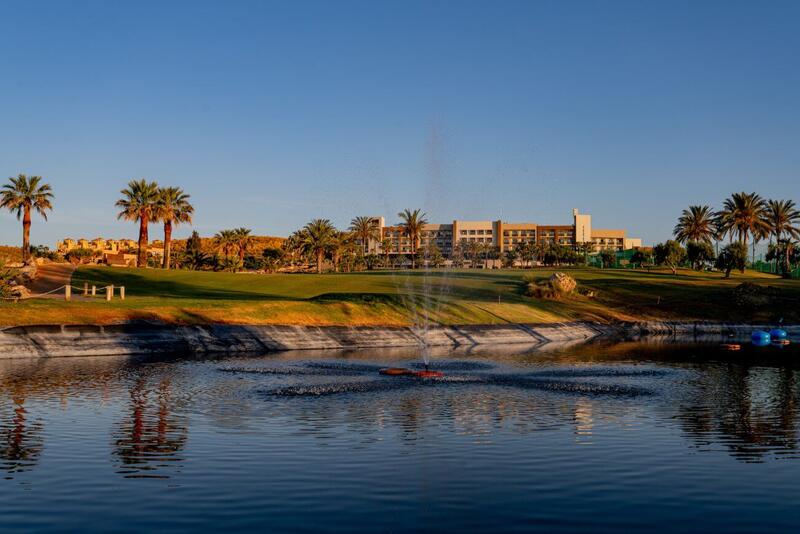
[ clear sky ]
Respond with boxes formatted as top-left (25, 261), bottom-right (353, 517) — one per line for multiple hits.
top-left (1, 0), bottom-right (798, 248)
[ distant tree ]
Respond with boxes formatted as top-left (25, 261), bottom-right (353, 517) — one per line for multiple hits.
top-left (379, 237), bottom-right (393, 268)
top-left (764, 200), bottom-right (800, 277)
top-left (503, 248), bottom-right (519, 268)
top-left (686, 241), bottom-right (715, 270)
top-left (330, 231), bottom-right (355, 273)
top-left (654, 240), bottom-right (686, 275)
top-left (1, 175), bottom-right (54, 262)
top-left (261, 247), bottom-right (284, 271)
top-left (766, 240), bottom-right (799, 278)
top-left (234, 228), bottom-right (253, 263)
top-left (214, 229), bottom-right (238, 260)
top-left (300, 219), bottom-right (337, 273)
top-left (518, 241), bottom-right (535, 268)
top-left (186, 231), bottom-right (203, 256)
top-left (116, 179), bottom-right (159, 268)
top-left (349, 216), bottom-right (379, 255)
top-left (673, 205), bottom-right (717, 244)
top-left (716, 192), bottom-right (770, 263)
top-left (155, 186), bottom-right (193, 269)
top-left (66, 248), bottom-right (94, 265)
top-left (630, 249), bottom-right (653, 269)
top-left (397, 209), bottom-right (428, 268)
top-left (715, 242), bottom-right (748, 278)
top-left (599, 249), bottom-right (616, 268)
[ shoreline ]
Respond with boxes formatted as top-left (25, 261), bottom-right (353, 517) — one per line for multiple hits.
top-left (0, 321), bottom-right (796, 359)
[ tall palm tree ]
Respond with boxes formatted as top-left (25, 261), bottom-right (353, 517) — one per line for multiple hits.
top-left (116, 179), bottom-right (159, 268)
top-left (397, 208), bottom-right (428, 268)
top-left (1, 175), bottom-right (54, 262)
top-left (233, 228), bottom-right (253, 263)
top-left (330, 231), bottom-right (356, 272)
top-left (765, 199), bottom-right (800, 275)
top-left (717, 192), bottom-right (770, 263)
top-left (673, 205), bottom-right (717, 244)
top-left (349, 216), bottom-right (379, 254)
top-left (300, 219), bottom-right (337, 273)
top-left (214, 229), bottom-right (238, 259)
top-left (155, 187), bottom-right (194, 269)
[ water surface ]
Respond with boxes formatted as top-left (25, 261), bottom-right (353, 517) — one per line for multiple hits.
top-left (2, 341), bottom-right (800, 532)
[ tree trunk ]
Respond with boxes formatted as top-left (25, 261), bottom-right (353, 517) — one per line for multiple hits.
top-left (163, 220), bottom-right (172, 269)
top-left (138, 215), bottom-right (149, 268)
top-left (21, 207), bottom-right (31, 262)
top-left (316, 250), bottom-right (324, 274)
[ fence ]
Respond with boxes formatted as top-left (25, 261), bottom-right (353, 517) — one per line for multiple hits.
top-left (2, 283), bottom-right (126, 302)
top-left (752, 260), bottom-right (800, 279)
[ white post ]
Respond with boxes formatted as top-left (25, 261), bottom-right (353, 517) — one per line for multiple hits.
top-left (91, 285), bottom-right (96, 297)
top-left (119, 286), bottom-right (125, 300)
top-left (65, 285), bottom-right (71, 301)
top-left (106, 285), bottom-right (114, 301)
top-left (83, 282), bottom-right (88, 296)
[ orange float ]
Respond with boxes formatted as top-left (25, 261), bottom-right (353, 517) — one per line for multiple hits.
top-left (721, 344), bottom-right (741, 351)
top-left (379, 367), bottom-right (414, 376)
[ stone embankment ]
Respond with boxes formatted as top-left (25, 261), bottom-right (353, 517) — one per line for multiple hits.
top-left (0, 321), bottom-right (795, 359)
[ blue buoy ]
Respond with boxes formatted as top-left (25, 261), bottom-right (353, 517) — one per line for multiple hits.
top-left (752, 330), bottom-right (771, 346)
top-left (770, 328), bottom-right (788, 340)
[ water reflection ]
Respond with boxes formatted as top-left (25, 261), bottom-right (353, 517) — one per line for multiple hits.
top-left (0, 395), bottom-right (43, 477)
top-left (675, 364), bottom-right (800, 462)
top-left (0, 342), bottom-right (799, 483)
top-left (112, 371), bottom-right (188, 478)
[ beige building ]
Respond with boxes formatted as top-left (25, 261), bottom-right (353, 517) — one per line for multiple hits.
top-left (365, 209), bottom-right (640, 256)
top-left (57, 237), bottom-right (163, 266)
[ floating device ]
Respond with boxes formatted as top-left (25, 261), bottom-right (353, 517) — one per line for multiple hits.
top-left (751, 330), bottom-right (771, 347)
top-left (379, 367), bottom-right (444, 378)
top-left (379, 367), bottom-right (414, 376)
top-left (770, 328), bottom-right (788, 341)
top-left (721, 343), bottom-right (741, 351)
top-left (412, 370), bottom-right (444, 378)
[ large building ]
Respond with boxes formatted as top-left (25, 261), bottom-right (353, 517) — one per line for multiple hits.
top-left (366, 209), bottom-right (641, 256)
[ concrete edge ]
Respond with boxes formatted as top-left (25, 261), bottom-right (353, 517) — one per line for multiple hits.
top-left (0, 321), bottom-right (795, 359)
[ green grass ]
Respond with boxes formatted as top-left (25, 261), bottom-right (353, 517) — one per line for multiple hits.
top-left (2, 265), bottom-right (799, 326)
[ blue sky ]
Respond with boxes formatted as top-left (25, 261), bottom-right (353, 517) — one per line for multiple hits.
top-left (1, 0), bottom-right (798, 248)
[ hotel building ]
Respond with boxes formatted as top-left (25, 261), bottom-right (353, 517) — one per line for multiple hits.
top-left (366, 209), bottom-right (641, 256)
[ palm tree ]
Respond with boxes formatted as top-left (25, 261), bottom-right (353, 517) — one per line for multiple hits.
top-left (214, 229), bottom-right (238, 259)
top-left (233, 228), bottom-right (253, 263)
top-left (1, 175), bottom-right (54, 262)
top-left (155, 187), bottom-right (194, 269)
top-left (116, 179), bottom-right (159, 268)
top-left (673, 205), bottom-right (717, 244)
top-left (717, 192), bottom-right (770, 263)
top-left (300, 219), bottom-right (337, 273)
top-left (380, 237), bottom-right (393, 268)
top-left (397, 209), bottom-right (428, 268)
top-left (765, 199), bottom-right (800, 275)
top-left (349, 216), bottom-right (379, 255)
top-left (330, 231), bottom-right (356, 272)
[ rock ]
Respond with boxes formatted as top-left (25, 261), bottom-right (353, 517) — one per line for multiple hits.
top-left (550, 272), bottom-right (577, 294)
top-left (6, 282), bottom-right (31, 299)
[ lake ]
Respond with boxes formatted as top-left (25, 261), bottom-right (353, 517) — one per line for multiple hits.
top-left (2, 341), bottom-right (800, 532)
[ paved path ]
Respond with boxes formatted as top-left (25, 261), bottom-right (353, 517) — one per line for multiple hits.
top-left (27, 263), bottom-right (76, 297)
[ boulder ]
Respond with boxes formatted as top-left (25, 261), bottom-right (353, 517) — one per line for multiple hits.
top-left (549, 272), bottom-right (577, 294)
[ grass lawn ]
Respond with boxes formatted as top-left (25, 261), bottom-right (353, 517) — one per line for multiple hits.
top-left (2, 266), bottom-right (798, 326)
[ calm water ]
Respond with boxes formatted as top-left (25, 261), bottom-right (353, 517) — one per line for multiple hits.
top-left (2, 341), bottom-right (800, 533)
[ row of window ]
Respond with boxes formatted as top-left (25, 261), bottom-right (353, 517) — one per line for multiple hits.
top-left (459, 229), bottom-right (492, 236)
